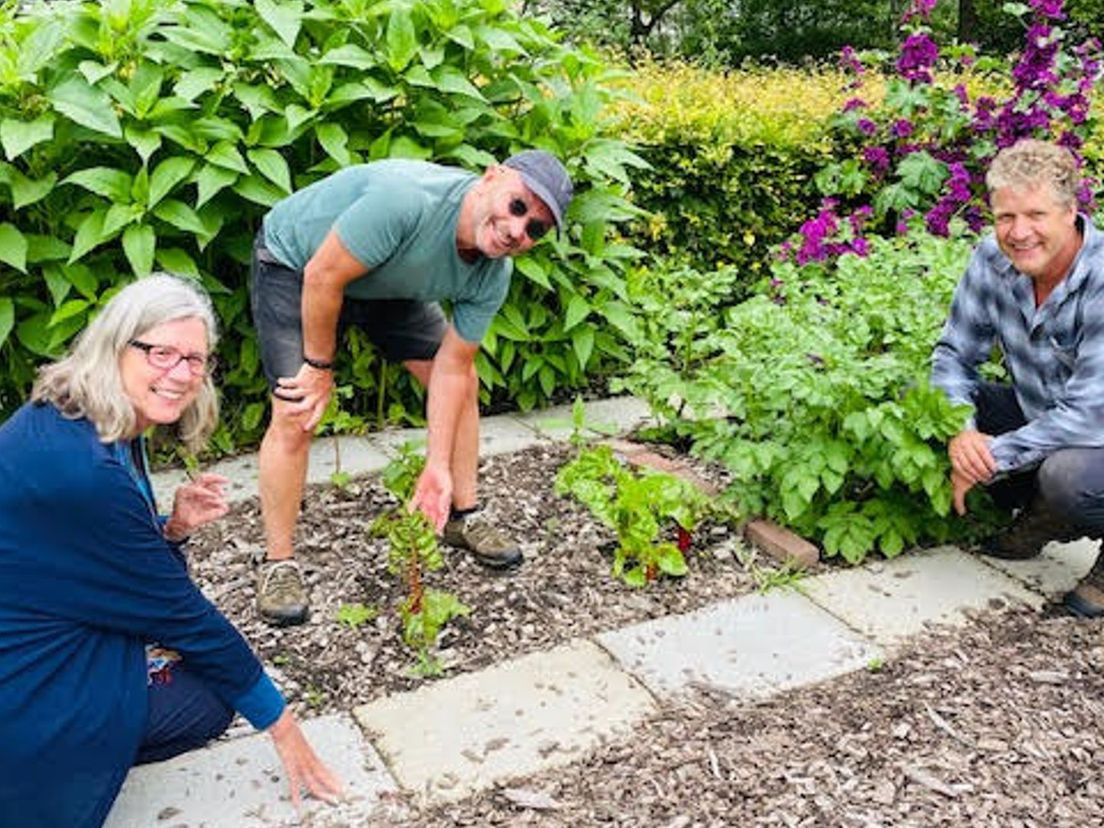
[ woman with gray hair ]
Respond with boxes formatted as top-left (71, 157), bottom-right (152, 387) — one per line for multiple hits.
top-left (0, 274), bottom-right (341, 828)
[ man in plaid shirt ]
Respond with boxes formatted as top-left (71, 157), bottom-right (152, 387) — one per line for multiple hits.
top-left (931, 138), bottom-right (1104, 617)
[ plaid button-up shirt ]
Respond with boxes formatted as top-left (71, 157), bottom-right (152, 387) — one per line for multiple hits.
top-left (931, 216), bottom-right (1104, 473)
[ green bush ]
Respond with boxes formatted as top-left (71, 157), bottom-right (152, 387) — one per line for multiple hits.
top-left (0, 0), bottom-right (644, 450)
top-left (605, 63), bottom-right (850, 279)
top-left (617, 227), bottom-right (995, 564)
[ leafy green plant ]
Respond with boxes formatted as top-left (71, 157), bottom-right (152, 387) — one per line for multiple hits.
top-left (0, 0), bottom-right (646, 441)
top-left (620, 228), bottom-right (989, 564)
top-left (372, 442), bottom-right (468, 676)
top-left (555, 443), bottom-right (711, 586)
top-left (336, 602), bottom-right (378, 629)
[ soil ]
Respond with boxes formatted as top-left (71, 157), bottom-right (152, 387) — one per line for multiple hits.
top-left (187, 442), bottom-right (1104, 827)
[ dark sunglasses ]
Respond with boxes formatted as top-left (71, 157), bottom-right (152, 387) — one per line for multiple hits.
top-left (509, 198), bottom-right (551, 242)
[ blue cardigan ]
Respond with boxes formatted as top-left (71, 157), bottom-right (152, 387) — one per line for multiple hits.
top-left (0, 403), bottom-right (284, 828)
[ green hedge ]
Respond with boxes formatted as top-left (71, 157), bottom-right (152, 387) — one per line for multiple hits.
top-left (0, 0), bottom-right (645, 453)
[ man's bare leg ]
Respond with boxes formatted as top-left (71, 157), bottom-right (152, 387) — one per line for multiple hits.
top-left (256, 397), bottom-right (314, 623)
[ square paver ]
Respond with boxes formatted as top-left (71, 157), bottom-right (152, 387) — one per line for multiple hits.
top-left (978, 536), bottom-right (1100, 598)
top-left (596, 592), bottom-right (880, 700)
top-left (105, 713), bottom-right (398, 828)
top-left (801, 546), bottom-right (1042, 646)
top-left (353, 639), bottom-right (655, 802)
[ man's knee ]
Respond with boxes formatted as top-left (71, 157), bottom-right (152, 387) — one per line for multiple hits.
top-left (1037, 449), bottom-right (1104, 524)
top-left (264, 402), bottom-right (316, 450)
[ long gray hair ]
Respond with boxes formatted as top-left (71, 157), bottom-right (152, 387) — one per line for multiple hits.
top-left (32, 273), bottom-right (219, 450)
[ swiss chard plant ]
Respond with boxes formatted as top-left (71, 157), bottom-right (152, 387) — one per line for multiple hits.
top-left (555, 443), bottom-right (712, 586)
top-left (371, 442), bottom-right (468, 676)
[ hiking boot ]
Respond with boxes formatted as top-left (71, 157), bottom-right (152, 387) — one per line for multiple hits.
top-left (256, 560), bottom-right (309, 626)
top-left (443, 510), bottom-right (523, 569)
top-left (1063, 548), bottom-right (1104, 618)
top-left (979, 501), bottom-right (1080, 560)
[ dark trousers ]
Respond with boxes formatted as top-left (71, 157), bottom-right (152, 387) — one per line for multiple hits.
top-left (135, 664), bottom-right (235, 764)
top-left (974, 382), bottom-right (1104, 529)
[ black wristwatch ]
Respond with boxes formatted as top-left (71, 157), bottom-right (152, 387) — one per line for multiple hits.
top-left (303, 355), bottom-right (334, 370)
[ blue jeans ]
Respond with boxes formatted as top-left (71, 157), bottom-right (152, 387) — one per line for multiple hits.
top-left (974, 382), bottom-right (1104, 529)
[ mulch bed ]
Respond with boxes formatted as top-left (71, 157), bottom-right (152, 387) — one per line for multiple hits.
top-left (391, 606), bottom-right (1104, 827)
top-left (188, 442), bottom-right (758, 713)
top-left (186, 439), bottom-right (1104, 826)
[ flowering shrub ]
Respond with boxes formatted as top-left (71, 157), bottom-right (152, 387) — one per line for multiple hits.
top-left (789, 0), bottom-right (1103, 261)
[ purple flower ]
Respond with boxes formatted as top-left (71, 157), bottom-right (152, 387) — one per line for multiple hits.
top-left (902, 0), bottom-right (938, 22)
top-left (856, 118), bottom-right (878, 136)
top-left (839, 45), bottom-right (864, 75)
top-left (863, 146), bottom-right (890, 174)
top-left (890, 119), bottom-right (914, 138)
top-left (953, 84), bottom-right (969, 106)
top-left (897, 33), bottom-right (938, 83)
top-left (842, 97), bottom-right (867, 112)
top-left (850, 237), bottom-right (871, 257)
top-left (1029, 0), bottom-right (1065, 19)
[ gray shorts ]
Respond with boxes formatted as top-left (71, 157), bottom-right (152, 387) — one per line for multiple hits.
top-left (249, 231), bottom-right (447, 388)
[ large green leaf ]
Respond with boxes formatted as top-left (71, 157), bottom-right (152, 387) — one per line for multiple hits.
top-left (194, 164), bottom-right (238, 208)
top-left (18, 19), bottom-right (64, 76)
top-left (386, 7), bottom-right (418, 72)
top-left (156, 247), bottom-right (200, 279)
top-left (175, 67), bottom-right (225, 102)
top-left (233, 174), bottom-right (286, 207)
top-left (152, 199), bottom-right (207, 235)
top-left (319, 44), bottom-right (377, 70)
top-left (25, 235), bottom-right (70, 264)
top-left (571, 325), bottom-right (595, 369)
top-left (232, 82), bottom-right (280, 120)
top-left (123, 224), bottom-right (156, 277)
top-left (563, 294), bottom-right (591, 331)
top-left (0, 224), bottom-right (28, 272)
top-left (430, 66), bottom-right (485, 100)
top-left (0, 115), bottom-right (54, 161)
top-left (47, 78), bottom-right (122, 138)
top-left (0, 297), bottom-right (14, 349)
top-left (315, 123), bottom-right (353, 166)
top-left (125, 126), bottom-right (162, 163)
top-left (68, 209), bottom-right (112, 263)
top-left (247, 148), bottom-right (292, 193)
top-left (9, 170), bottom-right (56, 210)
top-left (149, 157), bottom-right (196, 208)
top-left (256, 0), bottom-right (304, 48)
top-left (62, 167), bottom-right (133, 202)
top-left (206, 141), bottom-right (249, 174)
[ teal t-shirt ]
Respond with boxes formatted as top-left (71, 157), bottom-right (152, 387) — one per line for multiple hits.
top-left (262, 160), bottom-right (512, 343)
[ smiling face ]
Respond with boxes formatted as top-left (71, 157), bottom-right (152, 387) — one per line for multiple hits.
top-left (991, 181), bottom-right (1080, 285)
top-left (120, 316), bottom-right (209, 433)
top-left (460, 167), bottom-right (555, 260)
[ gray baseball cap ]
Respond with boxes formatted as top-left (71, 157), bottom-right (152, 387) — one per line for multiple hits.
top-left (503, 150), bottom-right (573, 237)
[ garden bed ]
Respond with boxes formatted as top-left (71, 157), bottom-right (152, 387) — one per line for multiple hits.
top-left (188, 442), bottom-right (759, 714)
top-left (391, 606), bottom-right (1104, 826)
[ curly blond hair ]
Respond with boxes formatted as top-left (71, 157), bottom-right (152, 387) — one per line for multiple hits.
top-left (986, 139), bottom-right (1079, 207)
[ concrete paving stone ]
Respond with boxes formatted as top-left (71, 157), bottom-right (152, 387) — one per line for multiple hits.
top-left (978, 536), bottom-right (1100, 598)
top-left (511, 401), bottom-right (578, 441)
top-left (801, 545), bottom-right (1043, 647)
top-left (353, 638), bottom-right (656, 803)
top-left (576, 395), bottom-right (653, 436)
top-left (306, 435), bottom-right (392, 485)
top-left (596, 591), bottom-right (880, 700)
top-left (105, 713), bottom-right (399, 828)
top-left (478, 414), bottom-right (549, 456)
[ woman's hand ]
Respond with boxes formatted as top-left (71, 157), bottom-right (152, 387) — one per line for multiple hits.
top-left (268, 708), bottom-right (344, 812)
top-left (164, 473), bottom-right (230, 540)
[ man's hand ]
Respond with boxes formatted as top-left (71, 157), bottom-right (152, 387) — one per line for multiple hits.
top-left (410, 462), bottom-right (452, 532)
top-left (951, 468), bottom-right (976, 516)
top-left (274, 363), bottom-right (334, 432)
top-left (948, 429), bottom-right (997, 484)
top-left (268, 708), bottom-right (343, 813)
top-left (165, 473), bottom-right (230, 540)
